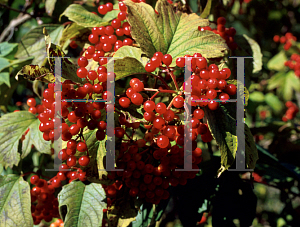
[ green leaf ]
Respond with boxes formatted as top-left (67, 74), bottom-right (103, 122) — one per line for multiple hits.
top-left (114, 57), bottom-right (147, 81)
top-left (15, 24), bottom-right (64, 65)
top-left (60, 4), bottom-right (110, 28)
top-left (15, 65), bottom-right (55, 83)
top-left (81, 129), bottom-right (114, 185)
top-left (21, 117), bottom-right (51, 158)
top-left (267, 71), bottom-right (285, 90)
top-left (131, 204), bottom-right (154, 227)
top-left (268, 70), bottom-right (300, 101)
top-left (0, 72), bottom-right (10, 87)
top-left (200, 0), bottom-right (212, 18)
top-left (113, 46), bottom-right (146, 65)
top-left (0, 77), bottom-right (19, 106)
top-left (267, 50), bottom-right (287, 71)
top-left (0, 57), bottom-right (10, 71)
top-left (45, 0), bottom-right (57, 16)
top-left (264, 93), bottom-right (284, 115)
top-left (131, 200), bottom-right (169, 227)
top-left (110, 46), bottom-right (148, 81)
top-left (125, 0), bottom-right (227, 64)
top-left (59, 23), bottom-right (90, 51)
top-left (102, 3), bottom-right (120, 21)
top-left (0, 42), bottom-right (18, 57)
top-left (58, 181), bottom-right (106, 227)
top-left (205, 106), bottom-right (238, 170)
top-left (249, 91), bottom-right (265, 103)
top-left (0, 174), bottom-right (33, 227)
top-left (32, 80), bottom-right (41, 98)
top-left (0, 57), bottom-right (34, 75)
top-left (245, 124), bottom-right (258, 169)
top-left (0, 58), bottom-right (11, 87)
top-left (0, 111), bottom-right (51, 169)
top-left (242, 34), bottom-right (262, 73)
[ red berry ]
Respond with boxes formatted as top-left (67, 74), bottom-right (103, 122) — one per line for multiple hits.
top-left (131, 93), bottom-right (143, 105)
top-left (119, 97), bottom-right (131, 108)
top-left (67, 155), bottom-right (77, 167)
top-left (30, 175), bottom-right (39, 185)
top-left (77, 142), bottom-right (87, 152)
top-left (78, 156), bottom-right (90, 166)
top-left (173, 96), bottom-right (184, 108)
top-left (144, 100), bottom-right (155, 112)
top-left (27, 98), bottom-right (36, 107)
top-left (98, 5), bottom-right (107, 15)
top-left (163, 54), bottom-right (172, 66)
top-left (176, 57), bottom-right (185, 67)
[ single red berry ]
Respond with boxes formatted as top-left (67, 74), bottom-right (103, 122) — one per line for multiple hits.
top-left (79, 156), bottom-right (90, 166)
top-left (27, 98), bottom-right (36, 107)
top-left (162, 54), bottom-right (172, 66)
top-left (176, 57), bottom-right (185, 67)
top-left (119, 97), bottom-right (131, 108)
top-left (98, 5), bottom-right (108, 15)
top-left (30, 175), bottom-right (40, 185)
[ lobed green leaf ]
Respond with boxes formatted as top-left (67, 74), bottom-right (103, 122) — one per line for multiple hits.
top-left (205, 106), bottom-right (238, 170)
top-left (60, 4), bottom-right (110, 28)
top-left (125, 0), bottom-right (227, 66)
top-left (267, 50), bottom-right (287, 71)
top-left (0, 42), bottom-right (18, 57)
top-left (267, 70), bottom-right (300, 101)
top-left (0, 111), bottom-right (51, 169)
top-left (58, 181), bottom-right (106, 227)
top-left (15, 24), bottom-right (64, 65)
top-left (0, 174), bottom-right (33, 227)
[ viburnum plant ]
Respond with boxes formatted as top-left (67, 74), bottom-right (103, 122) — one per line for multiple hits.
top-left (0, 0), bottom-right (260, 226)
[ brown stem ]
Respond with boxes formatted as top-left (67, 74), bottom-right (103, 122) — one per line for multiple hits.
top-left (166, 66), bottom-right (179, 90)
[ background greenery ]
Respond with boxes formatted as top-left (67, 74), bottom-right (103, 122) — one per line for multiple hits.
top-left (0, 0), bottom-right (300, 226)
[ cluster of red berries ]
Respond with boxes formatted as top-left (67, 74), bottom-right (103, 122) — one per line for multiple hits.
top-left (282, 101), bottom-right (299, 122)
top-left (273, 33), bottom-right (297, 51)
top-left (107, 115), bottom-right (204, 204)
top-left (199, 17), bottom-right (237, 50)
top-left (29, 175), bottom-right (60, 225)
top-left (106, 52), bottom-right (235, 204)
top-left (284, 53), bottom-right (300, 78)
top-left (36, 0), bottom-right (235, 208)
top-left (69, 1), bottom-right (135, 55)
top-left (38, 80), bottom-right (102, 170)
top-left (84, 1), bottom-right (133, 54)
top-left (50, 219), bottom-right (64, 227)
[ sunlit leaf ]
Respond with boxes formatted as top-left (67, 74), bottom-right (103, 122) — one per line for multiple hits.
top-left (0, 175), bottom-right (33, 227)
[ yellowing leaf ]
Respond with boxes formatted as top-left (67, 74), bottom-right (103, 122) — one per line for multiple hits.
top-left (15, 65), bottom-right (55, 83)
top-left (44, 28), bottom-right (84, 84)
